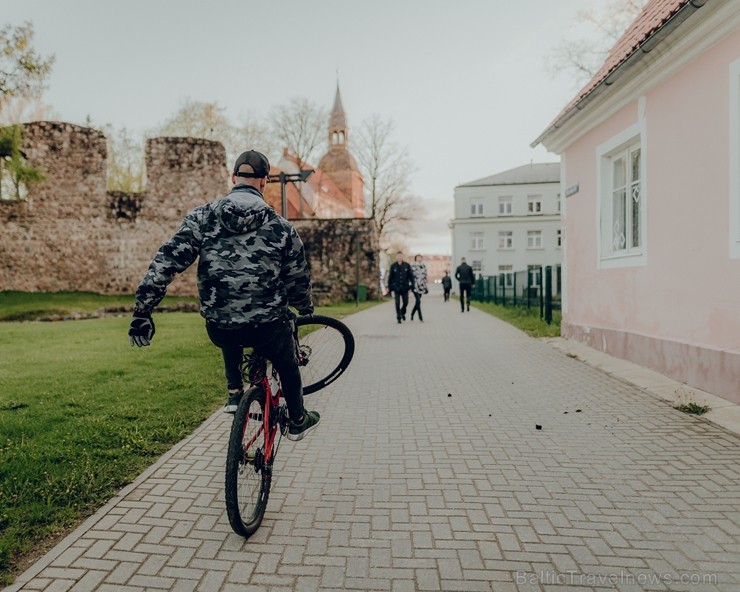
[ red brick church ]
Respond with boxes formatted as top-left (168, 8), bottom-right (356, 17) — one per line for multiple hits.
top-left (264, 85), bottom-right (365, 219)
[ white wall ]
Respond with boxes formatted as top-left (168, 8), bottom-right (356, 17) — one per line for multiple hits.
top-left (450, 181), bottom-right (562, 286)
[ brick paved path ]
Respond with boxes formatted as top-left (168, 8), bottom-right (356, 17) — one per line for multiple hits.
top-left (7, 295), bottom-right (740, 592)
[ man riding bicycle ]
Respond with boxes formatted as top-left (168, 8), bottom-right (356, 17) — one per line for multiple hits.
top-left (128, 150), bottom-right (320, 441)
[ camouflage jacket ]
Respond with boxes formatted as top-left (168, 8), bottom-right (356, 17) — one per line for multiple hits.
top-left (134, 185), bottom-right (313, 327)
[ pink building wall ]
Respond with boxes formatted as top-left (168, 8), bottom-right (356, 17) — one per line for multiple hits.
top-left (562, 29), bottom-right (740, 403)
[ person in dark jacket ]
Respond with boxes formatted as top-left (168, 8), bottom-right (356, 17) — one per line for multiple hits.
top-left (441, 271), bottom-right (452, 302)
top-left (387, 251), bottom-right (413, 323)
top-left (128, 150), bottom-right (319, 442)
top-left (455, 257), bottom-right (475, 312)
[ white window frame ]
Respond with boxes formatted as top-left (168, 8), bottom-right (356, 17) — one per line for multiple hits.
top-left (527, 230), bottom-right (542, 250)
top-left (498, 264), bottom-right (513, 287)
top-left (470, 198), bottom-right (484, 217)
top-left (596, 120), bottom-right (647, 268)
top-left (498, 230), bottom-right (513, 250)
top-left (498, 196), bottom-right (512, 216)
top-left (730, 57), bottom-right (740, 258)
top-left (527, 195), bottom-right (542, 215)
top-left (470, 231), bottom-right (485, 251)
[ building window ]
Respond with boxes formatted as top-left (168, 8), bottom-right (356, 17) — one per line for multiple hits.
top-left (527, 265), bottom-right (541, 294)
top-left (608, 146), bottom-right (642, 252)
top-left (498, 196), bottom-right (512, 216)
top-left (528, 195), bottom-right (542, 215)
top-left (470, 232), bottom-right (485, 250)
top-left (498, 264), bottom-right (513, 287)
top-left (557, 193), bottom-right (561, 213)
top-left (557, 229), bottom-right (562, 248)
top-left (498, 231), bottom-right (513, 250)
top-left (472, 260), bottom-right (482, 272)
top-left (470, 198), bottom-right (484, 217)
top-left (598, 122), bottom-right (646, 267)
top-left (527, 230), bottom-right (542, 249)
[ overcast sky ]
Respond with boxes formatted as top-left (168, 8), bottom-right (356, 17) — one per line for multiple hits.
top-left (4, 0), bottom-right (604, 254)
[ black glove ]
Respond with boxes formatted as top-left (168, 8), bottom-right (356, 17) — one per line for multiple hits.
top-left (129, 310), bottom-right (155, 347)
top-left (298, 306), bottom-right (314, 316)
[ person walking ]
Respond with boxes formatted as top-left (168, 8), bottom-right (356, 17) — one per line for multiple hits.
top-left (410, 254), bottom-right (428, 322)
top-left (387, 251), bottom-right (413, 323)
top-left (441, 271), bottom-right (452, 302)
top-left (455, 257), bottom-right (475, 313)
top-left (128, 150), bottom-right (320, 442)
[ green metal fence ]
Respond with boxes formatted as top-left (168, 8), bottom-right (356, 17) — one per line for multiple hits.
top-left (471, 265), bottom-right (561, 324)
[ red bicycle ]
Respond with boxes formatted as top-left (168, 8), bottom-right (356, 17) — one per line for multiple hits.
top-left (224, 314), bottom-right (355, 538)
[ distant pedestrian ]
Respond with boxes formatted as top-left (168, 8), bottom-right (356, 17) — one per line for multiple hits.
top-left (455, 257), bottom-right (475, 312)
top-left (441, 271), bottom-right (452, 302)
top-left (387, 251), bottom-right (413, 324)
top-left (410, 254), bottom-right (428, 322)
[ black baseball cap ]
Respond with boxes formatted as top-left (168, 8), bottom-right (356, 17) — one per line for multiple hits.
top-left (233, 150), bottom-right (270, 178)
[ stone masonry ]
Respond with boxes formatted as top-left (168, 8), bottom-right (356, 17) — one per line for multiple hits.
top-left (0, 122), bottom-right (379, 303)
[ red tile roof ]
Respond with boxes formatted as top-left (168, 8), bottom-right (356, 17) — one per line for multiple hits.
top-left (534, 0), bottom-right (698, 145)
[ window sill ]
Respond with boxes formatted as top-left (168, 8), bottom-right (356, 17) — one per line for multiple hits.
top-left (526, 247), bottom-right (544, 251)
top-left (599, 250), bottom-right (646, 268)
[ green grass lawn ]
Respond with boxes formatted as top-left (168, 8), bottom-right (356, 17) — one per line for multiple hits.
top-left (472, 301), bottom-right (562, 338)
top-left (0, 295), bottom-right (377, 584)
top-left (0, 291), bottom-right (198, 322)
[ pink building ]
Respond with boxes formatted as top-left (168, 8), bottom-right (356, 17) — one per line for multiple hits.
top-left (533, 0), bottom-right (740, 404)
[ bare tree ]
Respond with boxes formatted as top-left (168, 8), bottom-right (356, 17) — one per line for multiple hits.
top-left (150, 98), bottom-right (245, 163)
top-left (547, 0), bottom-right (647, 88)
top-left (103, 125), bottom-right (145, 192)
top-left (268, 97), bottom-right (326, 166)
top-left (0, 22), bottom-right (54, 103)
top-left (355, 114), bottom-right (419, 249)
top-left (0, 95), bottom-right (57, 125)
top-left (235, 112), bottom-right (277, 162)
top-left (154, 99), bottom-right (235, 142)
top-left (0, 23), bottom-right (52, 198)
top-left (0, 23), bottom-right (57, 123)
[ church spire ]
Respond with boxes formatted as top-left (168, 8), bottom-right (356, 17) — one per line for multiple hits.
top-left (329, 83), bottom-right (348, 146)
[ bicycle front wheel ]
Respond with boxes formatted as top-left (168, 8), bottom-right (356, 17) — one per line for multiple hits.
top-left (296, 315), bottom-right (355, 395)
top-left (225, 387), bottom-right (271, 538)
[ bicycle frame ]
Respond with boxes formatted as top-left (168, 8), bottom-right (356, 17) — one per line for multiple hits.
top-left (241, 357), bottom-right (284, 468)
top-left (239, 326), bottom-right (305, 469)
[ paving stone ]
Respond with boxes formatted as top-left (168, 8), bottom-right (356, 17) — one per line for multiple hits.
top-left (7, 298), bottom-right (740, 592)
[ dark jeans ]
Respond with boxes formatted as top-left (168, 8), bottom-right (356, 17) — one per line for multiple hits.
top-left (443, 288), bottom-right (451, 302)
top-left (411, 292), bottom-right (423, 321)
top-left (394, 290), bottom-right (409, 320)
top-left (206, 317), bottom-right (304, 420)
top-left (459, 283), bottom-right (472, 311)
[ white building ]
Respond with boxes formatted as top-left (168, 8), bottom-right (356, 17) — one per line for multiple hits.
top-left (449, 163), bottom-right (562, 294)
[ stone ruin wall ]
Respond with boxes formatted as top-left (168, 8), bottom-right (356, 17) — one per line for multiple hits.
top-left (293, 218), bottom-right (380, 304)
top-left (0, 122), bottom-right (379, 305)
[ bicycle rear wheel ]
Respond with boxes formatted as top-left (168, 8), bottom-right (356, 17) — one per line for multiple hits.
top-left (295, 315), bottom-right (355, 395)
top-left (225, 387), bottom-right (271, 538)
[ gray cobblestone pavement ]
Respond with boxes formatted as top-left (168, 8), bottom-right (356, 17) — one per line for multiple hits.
top-left (6, 295), bottom-right (740, 591)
